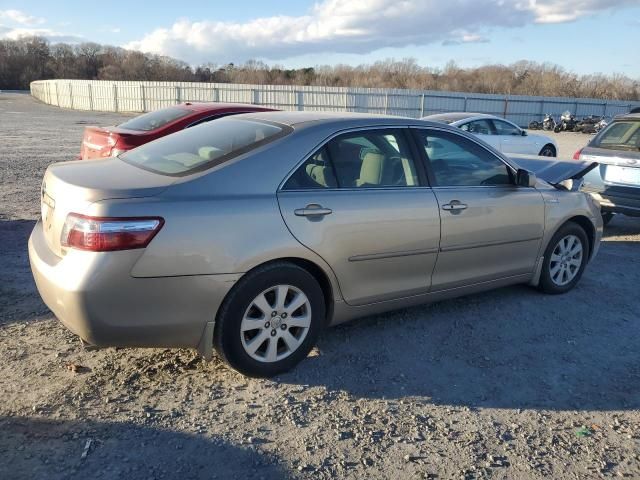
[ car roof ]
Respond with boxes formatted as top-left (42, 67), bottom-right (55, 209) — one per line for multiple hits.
top-left (421, 112), bottom-right (499, 123)
top-left (178, 102), bottom-right (275, 113)
top-left (612, 113), bottom-right (640, 121)
top-left (232, 110), bottom-right (434, 129)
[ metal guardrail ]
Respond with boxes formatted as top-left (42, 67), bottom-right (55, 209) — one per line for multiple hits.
top-left (30, 79), bottom-right (640, 127)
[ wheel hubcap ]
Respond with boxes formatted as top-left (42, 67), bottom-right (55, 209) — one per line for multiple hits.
top-left (240, 285), bottom-right (311, 363)
top-left (549, 234), bottom-right (583, 286)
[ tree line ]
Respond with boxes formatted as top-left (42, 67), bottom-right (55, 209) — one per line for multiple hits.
top-left (1, 36), bottom-right (638, 101)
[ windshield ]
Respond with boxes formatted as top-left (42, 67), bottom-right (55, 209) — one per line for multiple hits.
top-left (118, 106), bottom-right (192, 131)
top-left (120, 118), bottom-right (290, 176)
top-left (593, 121), bottom-right (640, 151)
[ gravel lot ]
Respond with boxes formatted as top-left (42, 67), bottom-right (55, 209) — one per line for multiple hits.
top-left (1, 92), bottom-right (639, 480)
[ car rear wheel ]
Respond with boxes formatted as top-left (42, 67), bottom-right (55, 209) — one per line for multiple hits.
top-left (539, 144), bottom-right (556, 157)
top-left (214, 262), bottom-right (325, 377)
top-left (538, 222), bottom-right (589, 294)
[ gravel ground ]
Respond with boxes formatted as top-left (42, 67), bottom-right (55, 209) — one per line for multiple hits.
top-left (1, 93), bottom-right (639, 480)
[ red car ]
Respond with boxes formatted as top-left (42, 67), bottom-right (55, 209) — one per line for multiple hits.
top-left (79, 102), bottom-right (276, 160)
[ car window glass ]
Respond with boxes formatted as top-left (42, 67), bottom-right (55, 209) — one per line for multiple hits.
top-left (417, 130), bottom-right (512, 187)
top-left (327, 130), bottom-right (419, 188)
top-left (118, 106), bottom-right (191, 131)
top-left (460, 120), bottom-right (493, 135)
top-left (283, 130), bottom-right (419, 190)
top-left (121, 118), bottom-right (288, 176)
top-left (493, 120), bottom-right (521, 136)
top-left (595, 121), bottom-right (640, 150)
top-left (283, 147), bottom-right (337, 189)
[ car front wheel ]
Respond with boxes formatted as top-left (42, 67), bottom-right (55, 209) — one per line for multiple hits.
top-left (214, 262), bottom-right (325, 377)
top-left (538, 222), bottom-right (589, 294)
top-left (538, 144), bottom-right (556, 157)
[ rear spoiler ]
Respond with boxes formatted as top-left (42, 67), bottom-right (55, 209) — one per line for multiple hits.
top-left (508, 155), bottom-right (598, 189)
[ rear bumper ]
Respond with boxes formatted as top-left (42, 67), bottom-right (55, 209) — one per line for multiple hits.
top-left (28, 220), bottom-right (240, 349)
top-left (586, 190), bottom-right (640, 217)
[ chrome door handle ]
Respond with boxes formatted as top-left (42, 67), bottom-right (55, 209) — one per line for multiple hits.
top-left (294, 204), bottom-right (333, 217)
top-left (442, 201), bottom-right (468, 211)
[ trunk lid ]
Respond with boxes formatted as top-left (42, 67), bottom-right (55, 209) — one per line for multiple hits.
top-left (80, 126), bottom-right (142, 160)
top-left (580, 146), bottom-right (640, 188)
top-left (508, 154), bottom-right (598, 187)
top-left (40, 158), bottom-right (175, 256)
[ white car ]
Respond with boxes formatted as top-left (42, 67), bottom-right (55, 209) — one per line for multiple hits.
top-left (423, 113), bottom-right (558, 157)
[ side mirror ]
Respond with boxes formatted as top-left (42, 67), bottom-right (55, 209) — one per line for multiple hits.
top-left (516, 169), bottom-right (537, 187)
top-left (521, 130), bottom-right (527, 136)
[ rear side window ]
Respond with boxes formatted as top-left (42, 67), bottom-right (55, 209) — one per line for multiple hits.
top-left (283, 129), bottom-right (419, 190)
top-left (594, 121), bottom-right (640, 150)
top-left (118, 106), bottom-right (192, 131)
top-left (121, 118), bottom-right (290, 176)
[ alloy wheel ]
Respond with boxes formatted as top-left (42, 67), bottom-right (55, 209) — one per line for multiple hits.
top-left (549, 234), bottom-right (583, 286)
top-left (240, 285), bottom-right (312, 363)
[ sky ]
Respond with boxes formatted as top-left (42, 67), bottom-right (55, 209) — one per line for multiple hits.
top-left (1, 0), bottom-right (639, 77)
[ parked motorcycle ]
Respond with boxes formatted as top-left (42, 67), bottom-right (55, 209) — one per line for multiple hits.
top-left (528, 113), bottom-right (556, 131)
top-left (554, 111), bottom-right (578, 133)
top-left (575, 115), bottom-right (601, 134)
top-left (595, 116), bottom-right (610, 133)
top-left (542, 113), bottom-right (556, 131)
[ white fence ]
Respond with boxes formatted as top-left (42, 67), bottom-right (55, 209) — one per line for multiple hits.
top-left (30, 79), bottom-right (640, 127)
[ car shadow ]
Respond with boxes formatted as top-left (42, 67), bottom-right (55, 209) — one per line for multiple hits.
top-left (282, 240), bottom-right (640, 411)
top-left (0, 415), bottom-right (290, 480)
top-left (0, 219), bottom-right (48, 326)
top-left (603, 214), bottom-right (640, 238)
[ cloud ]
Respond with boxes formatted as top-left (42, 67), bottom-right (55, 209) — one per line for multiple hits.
top-left (0, 9), bottom-right (45, 26)
top-left (124, 0), bottom-right (636, 64)
top-left (524, 0), bottom-right (638, 23)
top-left (0, 26), bottom-right (83, 43)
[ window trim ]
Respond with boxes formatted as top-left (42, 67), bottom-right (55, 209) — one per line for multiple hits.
top-left (409, 126), bottom-right (517, 189)
top-left (279, 126), bottom-right (430, 192)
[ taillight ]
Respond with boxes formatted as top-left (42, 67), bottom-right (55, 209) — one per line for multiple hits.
top-left (572, 148), bottom-right (583, 160)
top-left (61, 214), bottom-right (164, 252)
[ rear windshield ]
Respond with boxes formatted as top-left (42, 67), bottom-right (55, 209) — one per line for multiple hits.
top-left (120, 118), bottom-right (290, 176)
top-left (593, 121), bottom-right (640, 151)
top-left (118, 106), bottom-right (192, 131)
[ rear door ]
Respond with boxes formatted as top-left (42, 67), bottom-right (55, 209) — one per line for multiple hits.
top-left (277, 128), bottom-right (441, 306)
top-left (412, 127), bottom-right (545, 290)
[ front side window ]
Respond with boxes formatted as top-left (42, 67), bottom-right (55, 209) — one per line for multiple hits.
top-left (460, 120), bottom-right (493, 135)
top-left (416, 130), bottom-right (512, 187)
top-left (283, 129), bottom-right (420, 190)
top-left (492, 120), bottom-right (521, 136)
top-left (121, 118), bottom-right (289, 176)
top-left (118, 106), bottom-right (192, 131)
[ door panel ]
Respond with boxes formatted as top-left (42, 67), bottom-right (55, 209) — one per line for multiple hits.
top-left (432, 186), bottom-right (545, 290)
top-left (278, 189), bottom-right (441, 305)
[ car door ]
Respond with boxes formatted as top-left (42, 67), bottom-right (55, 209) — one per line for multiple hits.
top-left (412, 127), bottom-right (545, 291)
top-left (277, 128), bottom-right (441, 306)
top-left (491, 119), bottom-right (532, 155)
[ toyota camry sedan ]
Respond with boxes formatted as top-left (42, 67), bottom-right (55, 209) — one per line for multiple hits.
top-left (30, 112), bottom-right (602, 377)
top-left (423, 112), bottom-right (558, 157)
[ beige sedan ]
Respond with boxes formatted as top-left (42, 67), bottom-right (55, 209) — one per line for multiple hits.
top-left (29, 112), bottom-right (602, 377)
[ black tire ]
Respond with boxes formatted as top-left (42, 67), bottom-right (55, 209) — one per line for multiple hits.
top-left (538, 144), bottom-right (556, 157)
top-left (214, 262), bottom-right (325, 377)
top-left (602, 212), bottom-right (614, 227)
top-left (553, 125), bottom-right (562, 133)
top-left (538, 222), bottom-right (590, 294)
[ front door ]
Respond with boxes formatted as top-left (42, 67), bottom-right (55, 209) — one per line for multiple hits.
top-left (277, 128), bottom-right (441, 306)
top-left (413, 128), bottom-right (545, 291)
top-left (492, 119), bottom-right (532, 155)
